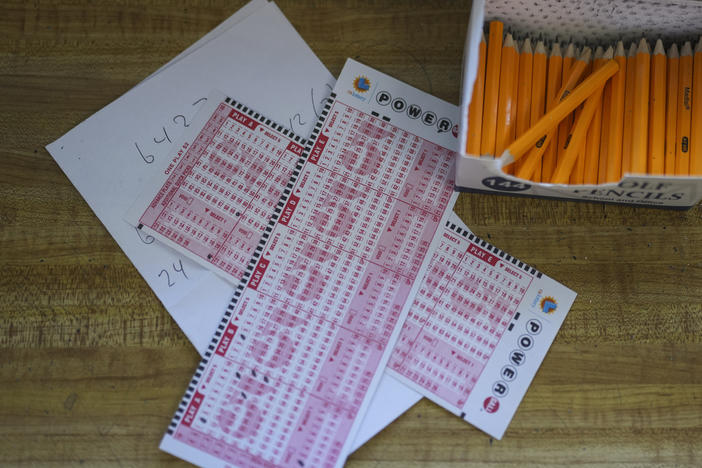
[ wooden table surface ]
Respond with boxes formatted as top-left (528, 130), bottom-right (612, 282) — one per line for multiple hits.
top-left (2, 1), bottom-right (701, 466)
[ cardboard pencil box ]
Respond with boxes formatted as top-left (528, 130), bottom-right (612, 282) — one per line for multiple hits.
top-left (456, 0), bottom-right (702, 209)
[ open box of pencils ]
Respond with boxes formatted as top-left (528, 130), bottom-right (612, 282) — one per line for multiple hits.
top-left (456, 0), bottom-right (702, 209)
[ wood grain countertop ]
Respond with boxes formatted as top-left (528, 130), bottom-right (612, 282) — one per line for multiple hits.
top-left (1, 1), bottom-right (701, 466)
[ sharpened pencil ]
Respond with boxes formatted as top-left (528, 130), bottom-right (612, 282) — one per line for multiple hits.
top-left (557, 43), bottom-right (577, 168)
top-left (631, 38), bottom-right (651, 174)
top-left (648, 39), bottom-right (666, 174)
top-left (690, 37), bottom-right (702, 175)
top-left (676, 41), bottom-right (693, 175)
top-left (584, 46), bottom-right (606, 184)
top-left (466, 33), bottom-right (486, 155)
top-left (606, 41), bottom-right (627, 182)
top-left (540, 41), bottom-right (563, 181)
top-left (515, 38), bottom-right (534, 176)
top-left (621, 42), bottom-right (637, 175)
top-left (665, 44), bottom-right (680, 175)
top-left (496, 34), bottom-right (518, 171)
top-left (529, 39), bottom-right (548, 182)
top-left (481, 21), bottom-right (504, 156)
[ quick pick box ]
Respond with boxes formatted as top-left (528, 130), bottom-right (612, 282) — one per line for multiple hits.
top-left (456, 0), bottom-right (702, 209)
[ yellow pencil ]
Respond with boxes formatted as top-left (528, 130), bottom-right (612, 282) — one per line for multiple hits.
top-left (598, 83), bottom-right (612, 183)
top-left (505, 38), bottom-right (521, 174)
top-left (648, 39), bottom-right (666, 174)
top-left (514, 38), bottom-right (534, 175)
top-left (621, 42), bottom-right (638, 175)
top-left (571, 52), bottom-right (593, 184)
top-left (605, 41), bottom-right (627, 182)
top-left (557, 43), bottom-right (577, 168)
top-left (541, 41), bottom-right (563, 181)
top-left (511, 39), bottom-right (520, 145)
top-left (562, 43), bottom-right (576, 85)
top-left (665, 44), bottom-right (679, 175)
top-left (496, 34), bottom-right (518, 170)
top-left (584, 46), bottom-right (606, 184)
top-left (552, 88), bottom-right (606, 184)
top-left (466, 32), bottom-right (486, 155)
top-left (529, 39), bottom-right (548, 182)
top-left (631, 38), bottom-right (651, 174)
top-left (502, 59), bottom-right (619, 165)
top-left (676, 41), bottom-right (693, 175)
top-left (690, 37), bottom-right (702, 176)
top-left (481, 21), bottom-right (504, 156)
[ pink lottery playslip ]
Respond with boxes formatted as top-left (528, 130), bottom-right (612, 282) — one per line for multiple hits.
top-left (127, 94), bottom-right (306, 284)
top-left (158, 59), bottom-right (460, 467)
top-left (387, 219), bottom-right (576, 439)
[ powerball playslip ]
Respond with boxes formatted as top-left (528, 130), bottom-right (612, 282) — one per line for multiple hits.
top-left (127, 59), bottom-right (575, 466)
top-left (151, 59), bottom-right (459, 467)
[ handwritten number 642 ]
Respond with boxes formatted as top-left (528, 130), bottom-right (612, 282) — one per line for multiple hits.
top-left (135, 142), bottom-right (155, 164)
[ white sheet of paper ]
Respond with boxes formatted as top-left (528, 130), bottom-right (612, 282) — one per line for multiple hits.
top-left (45, 0), bottom-right (420, 453)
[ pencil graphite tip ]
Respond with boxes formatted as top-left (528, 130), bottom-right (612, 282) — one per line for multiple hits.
top-left (565, 43), bottom-right (576, 58)
top-left (481, 31), bottom-right (486, 43)
top-left (696, 36), bottom-right (702, 53)
top-left (522, 37), bottom-right (532, 54)
top-left (535, 40), bottom-right (546, 55)
top-left (551, 42), bottom-right (562, 56)
top-left (504, 33), bottom-right (515, 48)
top-left (628, 41), bottom-right (637, 57)
top-left (594, 46), bottom-right (604, 60)
top-left (603, 46), bottom-right (614, 60)
top-left (668, 42), bottom-right (679, 58)
top-left (615, 41), bottom-right (625, 57)
top-left (637, 38), bottom-right (650, 54)
top-left (578, 46), bottom-right (592, 62)
top-left (653, 38), bottom-right (665, 55)
top-left (681, 41), bottom-right (692, 57)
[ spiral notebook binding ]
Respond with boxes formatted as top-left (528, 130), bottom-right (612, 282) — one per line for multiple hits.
top-left (166, 93), bottom-right (337, 437)
top-left (445, 220), bottom-right (543, 279)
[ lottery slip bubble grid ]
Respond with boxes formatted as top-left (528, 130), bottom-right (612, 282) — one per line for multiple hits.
top-left (136, 96), bottom-right (305, 283)
top-left (163, 93), bottom-right (456, 468)
top-left (388, 220), bottom-right (542, 416)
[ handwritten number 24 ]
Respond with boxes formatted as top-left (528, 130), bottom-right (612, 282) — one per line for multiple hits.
top-left (159, 260), bottom-right (188, 287)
